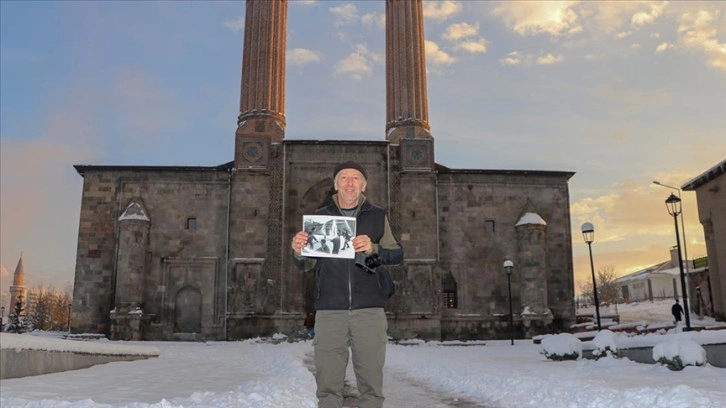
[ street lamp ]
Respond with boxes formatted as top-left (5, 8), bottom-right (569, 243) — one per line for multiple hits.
top-left (581, 222), bottom-right (602, 331)
top-left (653, 181), bottom-right (691, 293)
top-left (665, 193), bottom-right (691, 330)
top-left (503, 260), bottom-right (515, 345)
top-left (1, 306), bottom-right (4, 332)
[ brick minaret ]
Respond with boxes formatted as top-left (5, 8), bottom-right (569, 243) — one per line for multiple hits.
top-left (234, 0), bottom-right (287, 169)
top-left (385, 0), bottom-right (432, 144)
top-left (385, 0), bottom-right (439, 339)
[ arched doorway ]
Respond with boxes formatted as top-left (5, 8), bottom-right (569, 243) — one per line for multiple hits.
top-left (299, 179), bottom-right (336, 312)
top-left (175, 286), bottom-right (202, 333)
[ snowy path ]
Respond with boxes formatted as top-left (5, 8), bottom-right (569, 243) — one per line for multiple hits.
top-left (304, 352), bottom-right (492, 408)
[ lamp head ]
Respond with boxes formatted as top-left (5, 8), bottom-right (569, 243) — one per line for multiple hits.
top-left (503, 259), bottom-right (514, 276)
top-left (665, 193), bottom-right (681, 216)
top-left (581, 222), bottom-right (594, 244)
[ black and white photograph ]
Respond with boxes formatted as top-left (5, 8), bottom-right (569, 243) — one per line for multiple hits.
top-left (302, 215), bottom-right (356, 259)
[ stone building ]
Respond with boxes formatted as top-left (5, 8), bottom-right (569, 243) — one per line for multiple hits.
top-left (682, 158), bottom-right (726, 321)
top-left (71, 0), bottom-right (576, 341)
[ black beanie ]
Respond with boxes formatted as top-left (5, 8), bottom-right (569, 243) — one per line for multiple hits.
top-left (333, 161), bottom-right (367, 179)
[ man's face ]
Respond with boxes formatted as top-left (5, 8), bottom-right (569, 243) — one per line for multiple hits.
top-left (334, 168), bottom-right (367, 207)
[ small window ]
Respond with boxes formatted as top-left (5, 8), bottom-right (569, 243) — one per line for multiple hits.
top-left (485, 220), bottom-right (495, 233)
top-left (186, 217), bottom-right (197, 231)
top-left (442, 272), bottom-right (458, 309)
top-left (444, 291), bottom-right (458, 309)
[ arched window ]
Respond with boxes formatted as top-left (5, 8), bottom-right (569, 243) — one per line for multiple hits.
top-left (442, 272), bottom-right (458, 309)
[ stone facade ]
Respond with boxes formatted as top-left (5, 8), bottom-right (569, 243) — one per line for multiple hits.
top-left (70, 0), bottom-right (576, 341)
top-left (72, 143), bottom-right (575, 341)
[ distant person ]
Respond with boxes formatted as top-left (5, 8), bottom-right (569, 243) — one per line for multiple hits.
top-left (341, 230), bottom-right (352, 250)
top-left (671, 299), bottom-right (684, 324)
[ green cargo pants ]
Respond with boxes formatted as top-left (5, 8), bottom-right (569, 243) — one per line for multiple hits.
top-left (313, 308), bottom-right (388, 408)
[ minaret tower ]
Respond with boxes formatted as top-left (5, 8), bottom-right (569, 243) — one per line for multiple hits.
top-left (385, 0), bottom-right (432, 144)
top-left (9, 254), bottom-right (27, 313)
top-left (234, 0), bottom-right (288, 169)
top-left (385, 0), bottom-right (440, 339)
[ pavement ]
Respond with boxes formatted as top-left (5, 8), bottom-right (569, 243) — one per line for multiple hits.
top-left (305, 352), bottom-right (493, 408)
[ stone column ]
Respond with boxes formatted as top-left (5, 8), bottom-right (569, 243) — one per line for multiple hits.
top-left (385, 0), bottom-right (432, 143)
top-left (111, 199), bottom-right (150, 341)
top-left (114, 200), bottom-right (150, 312)
top-left (235, 0), bottom-right (287, 168)
top-left (515, 213), bottom-right (550, 316)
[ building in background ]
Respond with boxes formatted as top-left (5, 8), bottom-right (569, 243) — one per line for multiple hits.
top-left (682, 158), bottom-right (726, 321)
top-left (613, 248), bottom-right (709, 311)
top-left (71, 0), bottom-right (576, 341)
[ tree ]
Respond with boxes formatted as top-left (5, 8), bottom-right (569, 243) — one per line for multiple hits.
top-left (577, 280), bottom-right (594, 307)
top-left (7, 296), bottom-right (27, 333)
top-left (597, 265), bottom-right (620, 305)
top-left (26, 286), bottom-right (73, 331)
top-left (579, 265), bottom-right (620, 306)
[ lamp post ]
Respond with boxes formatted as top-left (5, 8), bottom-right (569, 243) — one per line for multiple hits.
top-left (653, 181), bottom-right (691, 296)
top-left (503, 260), bottom-right (514, 345)
top-left (581, 222), bottom-right (601, 331)
top-left (665, 193), bottom-right (691, 330)
top-left (1, 306), bottom-right (4, 332)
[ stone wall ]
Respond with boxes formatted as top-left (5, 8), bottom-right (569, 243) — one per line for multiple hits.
top-left (694, 172), bottom-right (726, 321)
top-left (436, 170), bottom-right (575, 335)
top-left (72, 144), bottom-right (576, 341)
top-left (73, 168), bottom-right (231, 340)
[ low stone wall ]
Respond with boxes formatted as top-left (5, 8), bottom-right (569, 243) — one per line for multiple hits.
top-left (0, 349), bottom-right (158, 379)
top-left (0, 333), bottom-right (160, 380)
top-left (581, 343), bottom-right (726, 368)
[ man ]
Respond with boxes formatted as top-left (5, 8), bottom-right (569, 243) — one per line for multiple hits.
top-left (672, 299), bottom-right (684, 324)
top-left (291, 161), bottom-right (402, 408)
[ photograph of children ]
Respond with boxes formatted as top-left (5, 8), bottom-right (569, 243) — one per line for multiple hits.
top-left (301, 215), bottom-right (356, 259)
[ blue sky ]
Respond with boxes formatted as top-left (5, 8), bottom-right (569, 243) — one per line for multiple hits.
top-left (1, 1), bottom-right (725, 292)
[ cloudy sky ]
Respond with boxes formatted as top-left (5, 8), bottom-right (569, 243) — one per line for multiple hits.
top-left (1, 1), bottom-right (725, 292)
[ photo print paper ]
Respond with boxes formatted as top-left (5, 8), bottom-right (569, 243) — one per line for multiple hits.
top-left (302, 215), bottom-right (356, 259)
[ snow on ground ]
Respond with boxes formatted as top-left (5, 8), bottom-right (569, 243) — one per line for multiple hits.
top-left (1, 300), bottom-right (725, 408)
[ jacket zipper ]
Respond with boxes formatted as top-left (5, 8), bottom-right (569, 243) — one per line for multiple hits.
top-left (348, 262), bottom-right (353, 310)
top-left (337, 200), bottom-right (367, 311)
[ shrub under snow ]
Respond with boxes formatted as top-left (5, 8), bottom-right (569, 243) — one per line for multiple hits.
top-left (591, 330), bottom-right (620, 360)
top-left (652, 339), bottom-right (707, 371)
top-left (541, 333), bottom-right (582, 361)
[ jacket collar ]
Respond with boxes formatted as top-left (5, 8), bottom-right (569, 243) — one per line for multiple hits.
top-left (331, 193), bottom-right (369, 214)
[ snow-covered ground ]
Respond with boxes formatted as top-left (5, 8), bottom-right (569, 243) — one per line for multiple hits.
top-left (1, 300), bottom-right (725, 408)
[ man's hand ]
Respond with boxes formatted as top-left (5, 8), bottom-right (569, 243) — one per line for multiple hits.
top-left (292, 231), bottom-right (309, 256)
top-left (352, 235), bottom-right (374, 255)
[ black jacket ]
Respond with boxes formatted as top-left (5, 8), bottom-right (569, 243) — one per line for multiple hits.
top-left (293, 195), bottom-right (403, 310)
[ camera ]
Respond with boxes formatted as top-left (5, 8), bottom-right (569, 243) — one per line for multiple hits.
top-left (355, 253), bottom-right (382, 274)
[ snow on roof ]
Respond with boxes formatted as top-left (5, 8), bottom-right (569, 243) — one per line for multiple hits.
top-left (615, 261), bottom-right (707, 284)
top-left (515, 212), bottom-right (547, 226)
top-left (682, 158), bottom-right (726, 191)
top-left (118, 201), bottom-right (150, 222)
